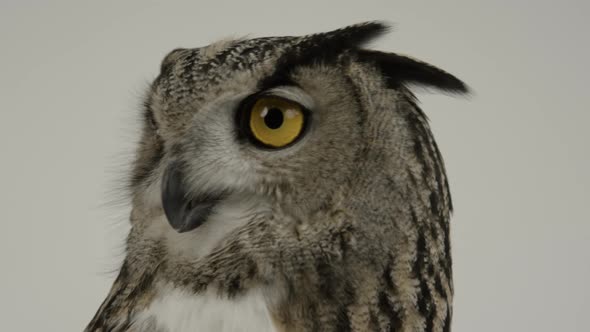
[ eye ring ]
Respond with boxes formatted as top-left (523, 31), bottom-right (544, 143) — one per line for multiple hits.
top-left (237, 94), bottom-right (309, 149)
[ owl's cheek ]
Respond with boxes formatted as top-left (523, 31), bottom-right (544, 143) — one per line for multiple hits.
top-left (161, 161), bottom-right (226, 233)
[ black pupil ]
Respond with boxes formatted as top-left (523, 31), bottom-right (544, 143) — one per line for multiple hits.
top-left (264, 107), bottom-right (284, 129)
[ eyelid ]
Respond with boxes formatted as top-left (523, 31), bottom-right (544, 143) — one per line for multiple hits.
top-left (263, 86), bottom-right (314, 110)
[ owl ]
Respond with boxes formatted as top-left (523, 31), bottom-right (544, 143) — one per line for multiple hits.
top-left (86, 22), bottom-right (468, 332)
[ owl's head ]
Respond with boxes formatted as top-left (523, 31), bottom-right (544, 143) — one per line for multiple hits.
top-left (130, 22), bottom-right (467, 240)
top-left (86, 23), bottom-right (469, 331)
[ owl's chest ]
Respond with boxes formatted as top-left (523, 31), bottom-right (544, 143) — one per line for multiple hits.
top-left (133, 285), bottom-right (276, 332)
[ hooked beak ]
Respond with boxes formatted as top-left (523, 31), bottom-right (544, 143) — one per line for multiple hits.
top-left (161, 161), bottom-right (225, 233)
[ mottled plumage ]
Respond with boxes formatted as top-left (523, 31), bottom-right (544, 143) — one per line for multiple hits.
top-left (86, 22), bottom-right (468, 332)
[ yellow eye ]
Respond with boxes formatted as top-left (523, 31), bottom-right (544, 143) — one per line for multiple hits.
top-left (247, 96), bottom-right (305, 148)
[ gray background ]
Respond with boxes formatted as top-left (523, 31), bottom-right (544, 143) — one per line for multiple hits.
top-left (1, 0), bottom-right (588, 331)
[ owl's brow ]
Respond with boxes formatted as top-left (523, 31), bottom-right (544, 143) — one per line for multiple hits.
top-left (259, 21), bottom-right (390, 90)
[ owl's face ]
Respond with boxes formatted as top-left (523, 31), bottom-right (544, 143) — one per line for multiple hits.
top-left (149, 55), bottom-right (367, 232)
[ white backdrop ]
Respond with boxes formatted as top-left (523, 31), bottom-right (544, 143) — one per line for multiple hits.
top-left (1, 1), bottom-right (588, 331)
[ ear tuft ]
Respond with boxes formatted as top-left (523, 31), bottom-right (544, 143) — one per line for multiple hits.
top-left (293, 21), bottom-right (391, 64)
top-left (314, 21), bottom-right (391, 49)
top-left (261, 22), bottom-right (391, 89)
top-left (356, 49), bottom-right (469, 94)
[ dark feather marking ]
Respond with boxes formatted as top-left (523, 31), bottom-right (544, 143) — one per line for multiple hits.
top-left (416, 233), bottom-right (427, 272)
top-left (126, 267), bottom-right (157, 303)
top-left (410, 207), bottom-right (419, 225)
top-left (368, 309), bottom-right (382, 331)
top-left (428, 129), bottom-right (455, 281)
top-left (227, 276), bottom-right (242, 298)
top-left (308, 301), bottom-right (321, 332)
top-left (383, 263), bottom-right (395, 291)
top-left (405, 99), bottom-right (454, 286)
top-left (87, 263), bottom-right (130, 330)
top-left (434, 274), bottom-right (446, 298)
top-left (417, 280), bottom-right (435, 331)
top-left (337, 281), bottom-right (356, 332)
top-left (429, 133), bottom-right (454, 213)
top-left (429, 192), bottom-right (440, 217)
top-left (415, 231), bottom-right (439, 331)
top-left (85, 260), bottom-right (161, 332)
top-left (443, 306), bottom-right (452, 332)
top-left (444, 176), bottom-right (454, 213)
top-left (316, 258), bottom-right (336, 300)
top-left (246, 258), bottom-right (258, 279)
top-left (378, 291), bottom-right (401, 332)
top-left (443, 234), bottom-right (453, 282)
top-left (406, 97), bottom-right (451, 223)
top-left (407, 114), bottom-right (432, 194)
top-left (426, 307), bottom-right (436, 332)
top-left (335, 313), bottom-right (353, 332)
top-left (427, 261), bottom-right (435, 277)
top-left (343, 67), bottom-right (374, 178)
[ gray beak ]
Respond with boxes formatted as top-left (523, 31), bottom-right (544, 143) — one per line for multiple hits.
top-left (161, 161), bottom-right (224, 233)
